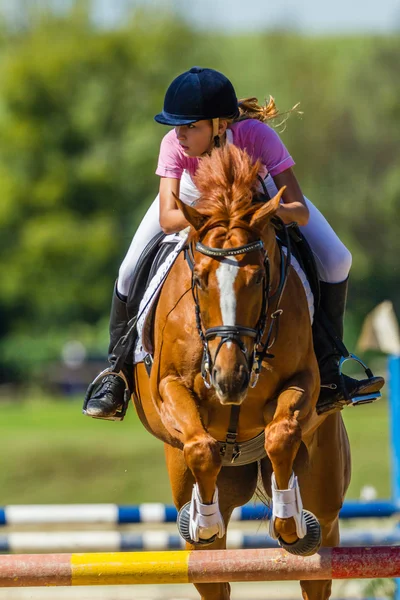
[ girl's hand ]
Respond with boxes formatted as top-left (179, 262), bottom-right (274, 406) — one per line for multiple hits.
top-left (273, 168), bottom-right (309, 226)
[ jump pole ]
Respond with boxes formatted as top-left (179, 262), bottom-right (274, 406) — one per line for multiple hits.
top-left (0, 547), bottom-right (400, 587)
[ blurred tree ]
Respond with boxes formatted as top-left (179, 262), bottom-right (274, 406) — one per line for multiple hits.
top-left (211, 32), bottom-right (400, 331)
top-left (0, 5), bottom-right (208, 379)
top-left (0, 3), bottom-right (398, 381)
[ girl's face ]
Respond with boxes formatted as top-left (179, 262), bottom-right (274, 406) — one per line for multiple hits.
top-left (175, 119), bottom-right (226, 157)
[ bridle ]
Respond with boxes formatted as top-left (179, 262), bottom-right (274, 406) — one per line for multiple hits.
top-left (184, 223), bottom-right (291, 392)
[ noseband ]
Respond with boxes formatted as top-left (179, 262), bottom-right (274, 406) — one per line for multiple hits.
top-left (185, 234), bottom-right (289, 391)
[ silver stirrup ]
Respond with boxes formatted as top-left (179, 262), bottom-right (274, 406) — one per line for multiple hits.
top-left (82, 367), bottom-right (130, 421)
top-left (339, 354), bottom-right (382, 406)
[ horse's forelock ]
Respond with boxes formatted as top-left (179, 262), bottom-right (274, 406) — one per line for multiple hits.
top-left (191, 146), bottom-right (261, 242)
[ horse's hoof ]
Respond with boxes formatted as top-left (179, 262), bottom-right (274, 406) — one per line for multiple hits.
top-left (177, 501), bottom-right (217, 546)
top-left (277, 510), bottom-right (322, 556)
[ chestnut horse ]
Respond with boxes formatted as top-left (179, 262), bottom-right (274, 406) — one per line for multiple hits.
top-left (133, 145), bottom-right (350, 600)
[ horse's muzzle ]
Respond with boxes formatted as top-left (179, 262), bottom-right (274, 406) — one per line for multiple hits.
top-left (212, 364), bottom-right (250, 405)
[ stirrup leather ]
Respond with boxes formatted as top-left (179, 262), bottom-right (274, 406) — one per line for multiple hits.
top-left (82, 367), bottom-right (131, 421)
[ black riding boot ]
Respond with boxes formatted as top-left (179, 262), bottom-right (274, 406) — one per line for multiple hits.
top-left (314, 279), bottom-right (384, 415)
top-left (83, 285), bottom-right (134, 420)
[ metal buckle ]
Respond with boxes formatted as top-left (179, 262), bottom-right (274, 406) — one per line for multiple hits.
top-left (220, 440), bottom-right (241, 464)
top-left (202, 360), bottom-right (212, 389)
top-left (143, 354), bottom-right (153, 377)
top-left (249, 348), bottom-right (261, 389)
top-left (231, 446), bottom-right (242, 463)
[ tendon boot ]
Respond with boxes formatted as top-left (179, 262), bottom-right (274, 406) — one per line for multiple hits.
top-left (83, 284), bottom-right (134, 421)
top-left (314, 279), bottom-right (384, 415)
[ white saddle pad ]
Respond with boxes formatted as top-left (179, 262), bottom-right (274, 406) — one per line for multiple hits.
top-left (283, 247), bottom-right (314, 324)
top-left (134, 234), bottom-right (187, 363)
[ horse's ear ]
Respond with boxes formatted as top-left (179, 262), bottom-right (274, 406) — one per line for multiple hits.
top-left (250, 187), bottom-right (286, 230)
top-left (174, 194), bottom-right (207, 231)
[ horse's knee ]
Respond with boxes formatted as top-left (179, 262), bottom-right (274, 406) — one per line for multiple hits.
top-left (265, 418), bottom-right (302, 461)
top-left (184, 436), bottom-right (221, 477)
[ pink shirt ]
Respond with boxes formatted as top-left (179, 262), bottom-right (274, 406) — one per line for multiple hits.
top-left (155, 118), bottom-right (295, 180)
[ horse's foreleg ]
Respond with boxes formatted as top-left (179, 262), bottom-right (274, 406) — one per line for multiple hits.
top-left (299, 413), bottom-right (349, 600)
top-left (192, 536), bottom-right (231, 600)
top-left (160, 378), bottom-right (224, 543)
top-left (264, 378), bottom-right (317, 547)
top-left (164, 444), bottom-right (231, 600)
top-left (299, 519), bottom-right (338, 600)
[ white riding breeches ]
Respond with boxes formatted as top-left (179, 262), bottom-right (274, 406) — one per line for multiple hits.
top-left (117, 171), bottom-right (199, 297)
top-left (117, 171), bottom-right (351, 297)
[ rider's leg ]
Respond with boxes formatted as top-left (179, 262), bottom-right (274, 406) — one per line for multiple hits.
top-left (85, 196), bottom-right (163, 419)
top-left (300, 198), bottom-right (384, 412)
top-left (117, 172), bottom-right (200, 298)
top-left (117, 195), bottom-right (163, 298)
top-left (313, 278), bottom-right (384, 413)
top-left (84, 174), bottom-right (201, 419)
top-left (84, 285), bottom-right (132, 418)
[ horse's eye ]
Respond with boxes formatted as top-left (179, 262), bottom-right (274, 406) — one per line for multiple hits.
top-left (252, 271), bottom-right (264, 285)
top-left (193, 273), bottom-right (205, 291)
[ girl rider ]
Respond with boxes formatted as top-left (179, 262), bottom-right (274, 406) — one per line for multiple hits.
top-left (84, 67), bottom-right (384, 419)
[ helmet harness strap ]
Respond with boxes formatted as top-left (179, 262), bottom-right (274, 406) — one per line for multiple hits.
top-left (212, 118), bottom-right (220, 148)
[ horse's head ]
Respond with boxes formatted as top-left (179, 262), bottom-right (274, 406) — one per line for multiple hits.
top-left (177, 145), bottom-right (285, 405)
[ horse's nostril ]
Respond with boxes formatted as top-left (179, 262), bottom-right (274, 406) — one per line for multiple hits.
top-left (213, 363), bottom-right (250, 396)
top-left (241, 371), bottom-right (250, 392)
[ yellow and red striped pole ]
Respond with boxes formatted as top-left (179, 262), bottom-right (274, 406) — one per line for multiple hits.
top-left (1, 547), bottom-right (400, 587)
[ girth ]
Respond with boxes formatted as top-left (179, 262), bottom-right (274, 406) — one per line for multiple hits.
top-left (219, 431), bottom-right (267, 466)
top-left (218, 403), bottom-right (267, 466)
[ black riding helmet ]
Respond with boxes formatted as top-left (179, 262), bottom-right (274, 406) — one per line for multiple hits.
top-left (154, 67), bottom-right (239, 126)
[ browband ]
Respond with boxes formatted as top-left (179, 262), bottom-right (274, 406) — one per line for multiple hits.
top-left (195, 240), bottom-right (264, 258)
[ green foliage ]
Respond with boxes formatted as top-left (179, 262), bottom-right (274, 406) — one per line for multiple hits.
top-left (0, 6), bottom-right (207, 377)
top-left (0, 6), bottom-right (398, 378)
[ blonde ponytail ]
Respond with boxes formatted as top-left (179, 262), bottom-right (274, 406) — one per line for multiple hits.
top-left (232, 96), bottom-right (302, 130)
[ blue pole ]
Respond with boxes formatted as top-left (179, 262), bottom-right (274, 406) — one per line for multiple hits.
top-left (389, 356), bottom-right (400, 505)
top-left (388, 355), bottom-right (400, 600)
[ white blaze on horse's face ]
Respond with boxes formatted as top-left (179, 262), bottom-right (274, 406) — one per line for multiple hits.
top-left (216, 258), bottom-right (239, 348)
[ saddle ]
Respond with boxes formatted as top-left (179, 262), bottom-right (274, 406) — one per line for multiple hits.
top-left (274, 220), bottom-right (320, 311)
top-left (127, 232), bottom-right (174, 320)
top-left (125, 233), bottom-right (183, 367)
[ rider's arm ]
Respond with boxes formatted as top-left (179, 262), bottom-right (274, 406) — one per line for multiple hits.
top-left (244, 120), bottom-right (309, 226)
top-left (159, 177), bottom-right (190, 234)
top-left (273, 168), bottom-right (309, 226)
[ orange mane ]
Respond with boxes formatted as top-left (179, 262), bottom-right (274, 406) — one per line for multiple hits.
top-left (192, 145), bottom-right (262, 241)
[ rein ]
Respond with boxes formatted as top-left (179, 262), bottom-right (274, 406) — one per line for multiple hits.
top-left (185, 220), bottom-right (292, 464)
top-left (185, 239), bottom-right (267, 389)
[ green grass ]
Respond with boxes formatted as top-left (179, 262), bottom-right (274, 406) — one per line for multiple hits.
top-left (343, 398), bottom-right (390, 499)
top-left (0, 394), bottom-right (391, 505)
top-left (0, 396), bottom-right (172, 504)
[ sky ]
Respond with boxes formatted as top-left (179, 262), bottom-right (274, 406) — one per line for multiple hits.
top-left (92, 0), bottom-right (400, 33)
top-left (1, 0), bottom-right (399, 33)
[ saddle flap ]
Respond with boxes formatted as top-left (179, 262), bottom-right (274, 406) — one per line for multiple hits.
top-left (133, 235), bottom-right (187, 362)
top-left (127, 231), bottom-right (167, 320)
top-left (275, 222), bottom-right (320, 311)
